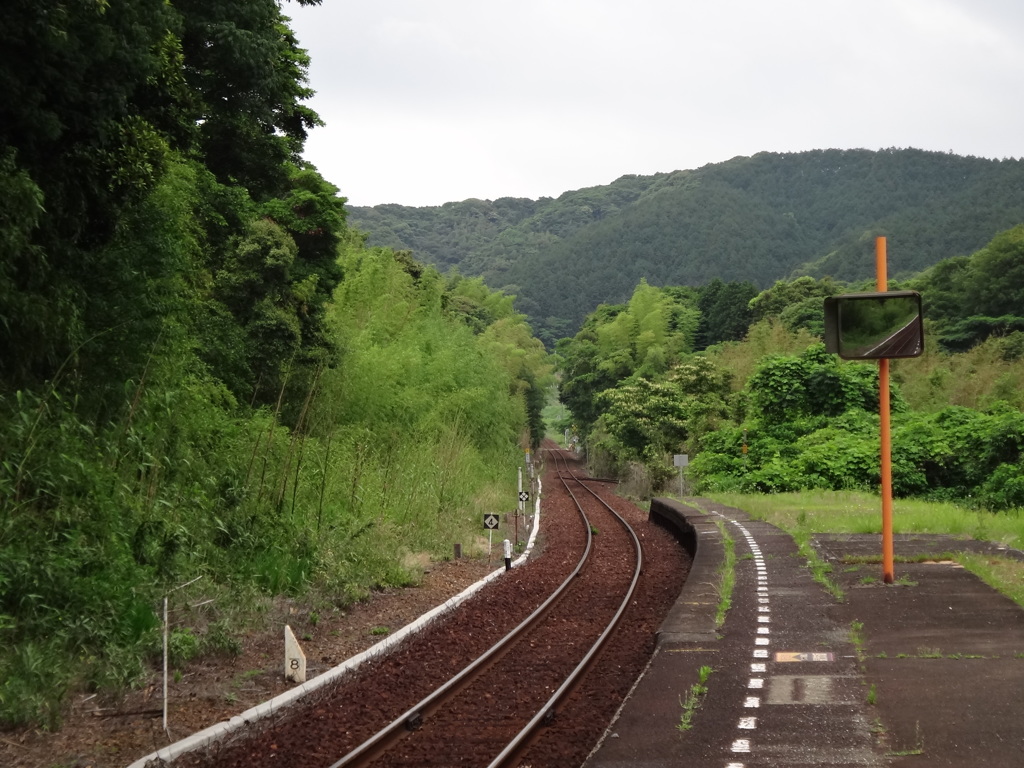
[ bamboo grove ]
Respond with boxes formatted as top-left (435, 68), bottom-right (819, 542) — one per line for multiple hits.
top-left (0, 1), bottom-right (551, 726)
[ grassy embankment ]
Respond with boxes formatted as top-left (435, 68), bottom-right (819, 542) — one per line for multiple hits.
top-left (703, 491), bottom-right (1024, 607)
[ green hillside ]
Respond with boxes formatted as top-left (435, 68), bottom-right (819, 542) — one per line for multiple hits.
top-left (349, 149), bottom-right (1024, 344)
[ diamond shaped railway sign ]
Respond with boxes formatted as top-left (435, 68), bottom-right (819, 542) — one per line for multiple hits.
top-left (519, 491), bottom-right (529, 502)
top-left (483, 514), bottom-right (500, 530)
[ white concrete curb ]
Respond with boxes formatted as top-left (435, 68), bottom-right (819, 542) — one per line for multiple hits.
top-left (127, 480), bottom-right (542, 767)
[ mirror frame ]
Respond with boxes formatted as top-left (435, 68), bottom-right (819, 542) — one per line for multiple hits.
top-left (824, 291), bottom-right (924, 360)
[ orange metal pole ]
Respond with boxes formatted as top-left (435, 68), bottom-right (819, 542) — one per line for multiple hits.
top-left (877, 236), bottom-right (895, 584)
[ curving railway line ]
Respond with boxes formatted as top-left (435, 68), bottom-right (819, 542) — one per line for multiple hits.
top-left (180, 445), bottom-right (689, 768)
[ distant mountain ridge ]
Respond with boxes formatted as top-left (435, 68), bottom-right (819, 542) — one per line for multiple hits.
top-left (347, 148), bottom-right (1024, 343)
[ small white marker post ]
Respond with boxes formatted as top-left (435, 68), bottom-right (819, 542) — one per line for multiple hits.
top-left (503, 538), bottom-right (513, 571)
top-left (162, 596), bottom-right (169, 735)
top-left (284, 625), bottom-right (307, 683)
top-left (673, 454), bottom-right (689, 496)
top-left (162, 575), bottom-right (203, 737)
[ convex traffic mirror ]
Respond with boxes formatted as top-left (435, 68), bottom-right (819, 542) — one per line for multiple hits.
top-left (824, 291), bottom-right (924, 360)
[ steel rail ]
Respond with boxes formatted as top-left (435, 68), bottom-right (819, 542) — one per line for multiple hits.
top-left (326, 450), bottom-right (595, 768)
top-left (326, 446), bottom-right (641, 768)
top-left (487, 448), bottom-right (643, 768)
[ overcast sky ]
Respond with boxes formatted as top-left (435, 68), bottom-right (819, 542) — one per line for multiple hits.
top-left (285, 0), bottom-right (1024, 208)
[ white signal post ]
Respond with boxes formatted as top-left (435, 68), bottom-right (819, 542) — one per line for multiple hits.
top-left (518, 467), bottom-right (524, 514)
top-left (483, 513), bottom-right (499, 559)
top-left (517, 466), bottom-right (524, 546)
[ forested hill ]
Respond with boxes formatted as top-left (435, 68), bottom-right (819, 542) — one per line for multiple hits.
top-left (349, 149), bottom-right (1024, 344)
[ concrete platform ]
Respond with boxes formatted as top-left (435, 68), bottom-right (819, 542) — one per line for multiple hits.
top-left (585, 498), bottom-right (1024, 768)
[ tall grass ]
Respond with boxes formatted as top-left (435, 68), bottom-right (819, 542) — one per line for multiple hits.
top-left (0, 248), bottom-right (534, 728)
top-left (714, 520), bottom-right (736, 627)
top-left (710, 490), bottom-right (1024, 549)
top-left (708, 490), bottom-right (1024, 606)
top-left (893, 333), bottom-right (1024, 413)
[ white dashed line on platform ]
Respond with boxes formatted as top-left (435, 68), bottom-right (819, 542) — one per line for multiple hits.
top-left (715, 517), bottom-right (775, 768)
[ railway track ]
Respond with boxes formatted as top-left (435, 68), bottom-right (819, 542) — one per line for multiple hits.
top-left (327, 448), bottom-right (642, 767)
top-left (181, 444), bottom-right (689, 768)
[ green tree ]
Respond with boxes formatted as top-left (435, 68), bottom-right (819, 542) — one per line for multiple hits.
top-left (0, 0), bottom-right (331, 401)
top-left (696, 278), bottom-right (758, 348)
top-left (594, 378), bottom-right (690, 463)
top-left (174, 0), bottom-right (323, 199)
top-left (917, 225), bottom-right (1024, 351)
top-left (749, 276), bottom-right (843, 325)
top-left (0, 0), bottom-right (182, 386)
top-left (557, 282), bottom-right (700, 437)
top-left (747, 344), bottom-right (880, 425)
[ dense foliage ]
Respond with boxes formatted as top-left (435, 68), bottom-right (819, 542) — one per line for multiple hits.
top-left (557, 280), bottom-right (746, 485)
top-left (0, 2), bottom-right (549, 728)
top-left (693, 341), bottom-right (1024, 511)
top-left (911, 225), bottom-right (1024, 352)
top-left (4, 1), bottom-right (1023, 733)
top-left (349, 149), bottom-right (1024, 344)
top-left (558, 227), bottom-right (1024, 512)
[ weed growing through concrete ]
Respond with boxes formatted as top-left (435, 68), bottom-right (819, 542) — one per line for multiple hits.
top-left (676, 665), bottom-right (714, 732)
top-left (796, 537), bottom-right (843, 600)
top-left (710, 490), bottom-right (1024, 608)
top-left (849, 620), bottom-right (866, 663)
top-left (713, 520), bottom-right (736, 628)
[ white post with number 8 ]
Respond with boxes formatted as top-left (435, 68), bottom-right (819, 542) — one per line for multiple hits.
top-left (284, 624), bottom-right (307, 683)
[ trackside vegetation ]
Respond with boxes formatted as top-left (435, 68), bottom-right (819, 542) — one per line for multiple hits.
top-left (0, 240), bottom-right (550, 729)
top-left (708, 491), bottom-right (1024, 607)
top-left (6, 2), bottom-right (1024, 737)
top-left (558, 226), bottom-right (1024, 512)
top-left (0, 2), bottom-right (552, 728)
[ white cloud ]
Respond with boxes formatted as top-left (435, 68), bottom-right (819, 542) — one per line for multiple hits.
top-left (287, 0), bottom-right (1024, 206)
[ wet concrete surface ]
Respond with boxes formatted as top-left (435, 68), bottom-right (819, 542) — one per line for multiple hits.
top-left (586, 499), bottom-right (1024, 768)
